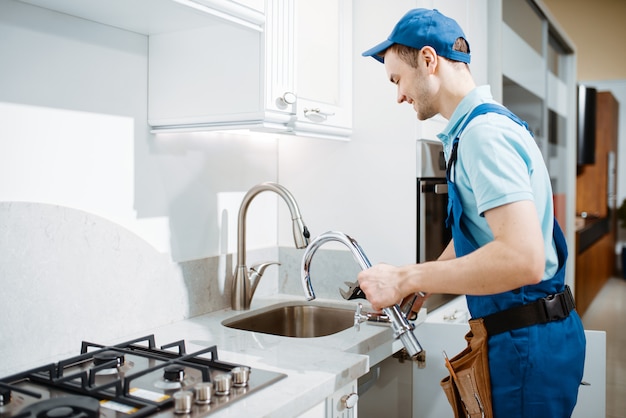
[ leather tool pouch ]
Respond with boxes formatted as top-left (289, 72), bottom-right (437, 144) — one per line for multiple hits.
top-left (440, 318), bottom-right (493, 418)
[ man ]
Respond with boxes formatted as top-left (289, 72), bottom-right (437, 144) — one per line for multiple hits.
top-left (358, 8), bottom-right (586, 417)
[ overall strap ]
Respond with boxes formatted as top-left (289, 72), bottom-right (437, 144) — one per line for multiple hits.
top-left (446, 103), bottom-right (533, 180)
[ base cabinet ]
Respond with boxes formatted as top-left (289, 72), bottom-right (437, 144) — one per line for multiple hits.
top-left (412, 322), bottom-right (469, 418)
top-left (298, 381), bottom-right (358, 418)
top-left (411, 322), bottom-right (606, 417)
top-left (298, 322), bottom-right (604, 418)
top-left (357, 354), bottom-right (414, 418)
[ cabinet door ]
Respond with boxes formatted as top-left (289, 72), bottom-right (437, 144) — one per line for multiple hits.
top-left (148, 0), bottom-right (351, 138)
top-left (148, 22), bottom-right (264, 128)
top-left (414, 324), bottom-right (606, 418)
top-left (326, 380), bottom-right (358, 418)
top-left (267, 0), bottom-right (352, 139)
top-left (297, 381), bottom-right (358, 418)
top-left (412, 322), bottom-right (469, 418)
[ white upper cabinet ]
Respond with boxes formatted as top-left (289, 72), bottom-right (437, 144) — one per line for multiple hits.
top-left (18, 0), bottom-right (264, 33)
top-left (150, 0), bottom-right (353, 140)
top-left (285, 0), bottom-right (353, 139)
top-left (18, 0), bottom-right (353, 141)
top-left (147, 22), bottom-right (271, 131)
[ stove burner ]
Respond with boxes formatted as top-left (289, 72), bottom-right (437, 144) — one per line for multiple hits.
top-left (19, 396), bottom-right (99, 418)
top-left (90, 350), bottom-right (133, 376)
top-left (154, 365), bottom-right (189, 390)
top-left (0, 386), bottom-right (11, 406)
top-left (46, 406), bottom-right (74, 418)
top-left (163, 366), bottom-right (184, 382)
top-left (93, 351), bottom-right (125, 368)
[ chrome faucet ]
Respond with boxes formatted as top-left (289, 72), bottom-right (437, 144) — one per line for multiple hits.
top-left (301, 231), bottom-right (424, 361)
top-left (231, 182), bottom-right (310, 310)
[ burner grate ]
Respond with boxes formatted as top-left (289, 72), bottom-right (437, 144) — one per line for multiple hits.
top-left (0, 335), bottom-right (286, 418)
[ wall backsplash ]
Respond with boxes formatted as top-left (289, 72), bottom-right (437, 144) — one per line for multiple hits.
top-left (0, 202), bottom-right (358, 377)
top-left (278, 247), bottom-right (362, 301)
top-left (0, 202), bottom-right (276, 376)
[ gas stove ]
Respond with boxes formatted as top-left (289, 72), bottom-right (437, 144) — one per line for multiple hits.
top-left (0, 335), bottom-right (285, 418)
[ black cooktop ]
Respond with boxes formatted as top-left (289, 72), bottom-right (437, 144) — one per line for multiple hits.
top-left (0, 335), bottom-right (285, 418)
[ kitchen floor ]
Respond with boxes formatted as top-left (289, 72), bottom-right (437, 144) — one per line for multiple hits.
top-left (581, 276), bottom-right (626, 418)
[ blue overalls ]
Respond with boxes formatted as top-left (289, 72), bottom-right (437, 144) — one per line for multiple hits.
top-left (446, 104), bottom-right (586, 417)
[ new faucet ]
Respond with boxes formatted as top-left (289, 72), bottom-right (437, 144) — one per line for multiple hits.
top-left (232, 182), bottom-right (310, 310)
top-left (301, 231), bottom-right (424, 361)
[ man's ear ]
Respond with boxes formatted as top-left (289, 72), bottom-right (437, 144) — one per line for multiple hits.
top-left (421, 46), bottom-right (438, 72)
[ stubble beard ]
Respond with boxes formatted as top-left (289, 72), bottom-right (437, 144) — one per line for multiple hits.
top-left (414, 82), bottom-right (438, 121)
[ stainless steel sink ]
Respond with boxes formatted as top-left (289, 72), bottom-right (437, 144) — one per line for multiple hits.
top-left (222, 301), bottom-right (355, 338)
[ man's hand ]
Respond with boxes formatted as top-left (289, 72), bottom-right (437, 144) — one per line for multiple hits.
top-left (357, 263), bottom-right (406, 311)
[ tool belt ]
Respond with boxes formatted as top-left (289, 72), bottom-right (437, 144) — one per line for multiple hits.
top-left (440, 286), bottom-right (576, 418)
top-left (482, 285), bottom-right (575, 336)
top-left (441, 318), bottom-right (492, 418)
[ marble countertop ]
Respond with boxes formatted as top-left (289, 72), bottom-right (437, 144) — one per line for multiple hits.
top-left (118, 294), bottom-right (427, 418)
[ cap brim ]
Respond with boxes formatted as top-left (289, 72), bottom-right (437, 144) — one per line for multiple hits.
top-left (362, 39), bottom-right (394, 63)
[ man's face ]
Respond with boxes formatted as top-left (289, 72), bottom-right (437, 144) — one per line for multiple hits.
top-left (383, 49), bottom-right (437, 121)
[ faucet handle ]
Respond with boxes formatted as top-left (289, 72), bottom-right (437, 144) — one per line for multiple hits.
top-left (353, 303), bottom-right (390, 331)
top-left (250, 261), bottom-right (280, 275)
top-left (354, 303), bottom-right (368, 331)
top-left (249, 261), bottom-right (281, 297)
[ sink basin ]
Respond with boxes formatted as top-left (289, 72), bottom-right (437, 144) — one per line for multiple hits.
top-left (222, 301), bottom-right (355, 338)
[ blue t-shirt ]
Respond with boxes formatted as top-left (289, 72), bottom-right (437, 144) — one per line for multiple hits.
top-left (437, 86), bottom-right (558, 280)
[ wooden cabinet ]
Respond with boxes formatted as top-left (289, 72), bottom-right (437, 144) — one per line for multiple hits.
top-left (576, 92), bottom-right (619, 217)
top-left (575, 232), bottom-right (615, 315)
top-left (149, 0), bottom-right (353, 140)
top-left (575, 91), bottom-right (619, 315)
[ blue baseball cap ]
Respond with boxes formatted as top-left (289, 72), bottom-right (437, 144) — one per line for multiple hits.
top-left (362, 8), bottom-right (470, 64)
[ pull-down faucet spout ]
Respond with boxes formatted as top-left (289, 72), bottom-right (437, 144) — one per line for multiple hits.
top-left (301, 231), bottom-right (423, 361)
top-left (231, 182), bottom-right (310, 310)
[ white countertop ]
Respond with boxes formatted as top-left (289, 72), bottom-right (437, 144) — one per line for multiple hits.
top-left (121, 294), bottom-right (427, 418)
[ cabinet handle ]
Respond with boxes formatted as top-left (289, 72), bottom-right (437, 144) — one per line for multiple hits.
top-left (303, 108), bottom-right (335, 123)
top-left (276, 92), bottom-right (297, 108)
top-left (341, 392), bottom-right (359, 409)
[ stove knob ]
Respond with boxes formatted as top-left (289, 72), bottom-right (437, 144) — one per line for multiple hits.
top-left (341, 392), bottom-right (358, 409)
top-left (164, 366), bottom-right (185, 382)
top-left (213, 374), bottom-right (232, 396)
top-left (193, 382), bottom-right (212, 404)
top-left (173, 391), bottom-right (193, 414)
top-left (231, 366), bottom-right (250, 387)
